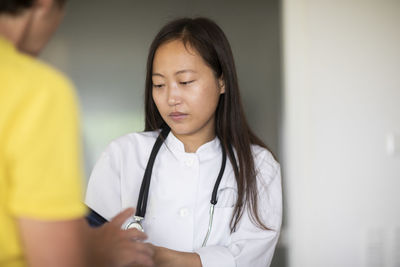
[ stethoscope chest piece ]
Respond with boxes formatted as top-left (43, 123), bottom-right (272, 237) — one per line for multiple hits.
top-left (124, 216), bottom-right (144, 232)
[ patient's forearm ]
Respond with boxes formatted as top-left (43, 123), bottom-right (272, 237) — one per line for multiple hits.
top-left (154, 246), bottom-right (202, 267)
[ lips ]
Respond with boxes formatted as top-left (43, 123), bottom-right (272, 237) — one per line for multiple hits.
top-left (169, 112), bottom-right (188, 121)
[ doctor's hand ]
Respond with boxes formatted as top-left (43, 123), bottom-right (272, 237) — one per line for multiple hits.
top-left (88, 208), bottom-right (155, 267)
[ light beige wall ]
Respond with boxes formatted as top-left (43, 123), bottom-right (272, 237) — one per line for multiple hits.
top-left (282, 0), bottom-right (400, 266)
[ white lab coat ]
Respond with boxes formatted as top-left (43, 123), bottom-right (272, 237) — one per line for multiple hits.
top-left (85, 130), bottom-right (282, 267)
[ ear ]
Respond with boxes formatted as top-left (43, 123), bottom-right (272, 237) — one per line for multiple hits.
top-left (218, 76), bottom-right (225, 94)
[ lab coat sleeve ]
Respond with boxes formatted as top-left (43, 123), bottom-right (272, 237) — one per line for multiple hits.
top-left (85, 144), bottom-right (122, 220)
top-left (195, 151), bottom-right (282, 267)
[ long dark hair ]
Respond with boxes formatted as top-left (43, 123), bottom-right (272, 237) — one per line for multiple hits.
top-left (144, 17), bottom-right (270, 232)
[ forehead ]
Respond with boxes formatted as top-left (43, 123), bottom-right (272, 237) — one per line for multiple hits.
top-left (152, 40), bottom-right (207, 73)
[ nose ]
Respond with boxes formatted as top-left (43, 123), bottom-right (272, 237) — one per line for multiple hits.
top-left (167, 83), bottom-right (182, 106)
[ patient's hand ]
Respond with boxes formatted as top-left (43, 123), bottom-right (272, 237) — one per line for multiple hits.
top-left (88, 208), bottom-right (155, 267)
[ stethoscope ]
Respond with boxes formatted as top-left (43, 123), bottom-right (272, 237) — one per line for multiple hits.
top-left (124, 126), bottom-right (227, 247)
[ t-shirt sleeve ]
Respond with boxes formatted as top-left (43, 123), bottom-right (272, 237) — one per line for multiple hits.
top-left (7, 73), bottom-right (86, 220)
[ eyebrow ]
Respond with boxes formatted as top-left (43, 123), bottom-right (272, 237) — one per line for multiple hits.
top-left (152, 69), bottom-right (197, 77)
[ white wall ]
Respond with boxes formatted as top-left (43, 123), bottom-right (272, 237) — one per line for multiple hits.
top-left (282, 0), bottom-right (400, 266)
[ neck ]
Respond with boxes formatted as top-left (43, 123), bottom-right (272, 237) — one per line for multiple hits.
top-left (174, 129), bottom-right (216, 153)
top-left (0, 11), bottom-right (32, 49)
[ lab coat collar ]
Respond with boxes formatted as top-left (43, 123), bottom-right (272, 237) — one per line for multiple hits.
top-left (164, 131), bottom-right (221, 160)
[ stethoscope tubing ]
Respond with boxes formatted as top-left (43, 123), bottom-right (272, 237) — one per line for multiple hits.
top-left (86, 127), bottom-right (238, 247)
top-left (133, 126), bottom-right (229, 247)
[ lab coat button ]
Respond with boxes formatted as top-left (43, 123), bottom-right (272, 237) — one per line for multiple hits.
top-left (179, 208), bottom-right (189, 217)
top-left (185, 158), bottom-right (194, 167)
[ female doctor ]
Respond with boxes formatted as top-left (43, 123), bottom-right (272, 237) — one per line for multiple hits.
top-left (85, 17), bottom-right (282, 267)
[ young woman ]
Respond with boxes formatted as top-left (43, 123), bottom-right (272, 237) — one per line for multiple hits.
top-left (85, 17), bottom-right (282, 267)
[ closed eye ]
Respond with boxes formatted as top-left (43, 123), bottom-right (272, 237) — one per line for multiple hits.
top-left (180, 80), bottom-right (195, 86)
top-left (152, 84), bottom-right (165, 88)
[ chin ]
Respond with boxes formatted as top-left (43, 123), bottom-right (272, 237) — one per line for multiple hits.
top-left (167, 124), bottom-right (195, 137)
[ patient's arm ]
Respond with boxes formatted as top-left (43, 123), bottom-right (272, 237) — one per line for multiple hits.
top-left (18, 217), bottom-right (88, 267)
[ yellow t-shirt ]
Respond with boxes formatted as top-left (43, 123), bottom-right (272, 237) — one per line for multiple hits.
top-left (0, 37), bottom-right (86, 267)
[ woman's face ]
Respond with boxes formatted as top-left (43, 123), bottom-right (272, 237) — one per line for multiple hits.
top-left (152, 39), bottom-right (225, 143)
